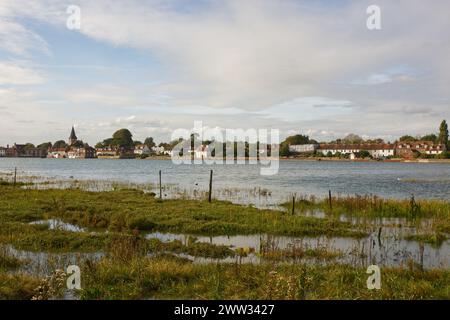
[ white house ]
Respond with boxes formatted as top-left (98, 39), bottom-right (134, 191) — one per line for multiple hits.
top-left (0, 147), bottom-right (6, 157)
top-left (318, 144), bottom-right (361, 156)
top-left (289, 144), bottom-right (319, 153)
top-left (134, 145), bottom-right (151, 156)
top-left (47, 148), bottom-right (67, 159)
top-left (366, 145), bottom-right (395, 158)
top-left (318, 144), bottom-right (395, 159)
top-left (152, 146), bottom-right (172, 156)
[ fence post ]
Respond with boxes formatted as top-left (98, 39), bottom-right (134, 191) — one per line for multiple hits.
top-left (208, 170), bottom-right (213, 203)
top-left (328, 190), bottom-right (332, 211)
top-left (292, 195), bottom-right (295, 215)
top-left (159, 170), bottom-right (162, 199)
top-left (13, 167), bottom-right (17, 188)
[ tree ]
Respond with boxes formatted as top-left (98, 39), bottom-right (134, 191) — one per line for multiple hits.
top-left (144, 137), bottom-right (156, 149)
top-left (342, 134), bottom-right (364, 144)
top-left (53, 140), bottom-right (68, 149)
top-left (421, 134), bottom-right (438, 143)
top-left (366, 138), bottom-right (385, 144)
top-left (399, 135), bottom-right (417, 142)
top-left (280, 143), bottom-right (290, 157)
top-left (158, 142), bottom-right (171, 150)
top-left (134, 140), bottom-right (143, 147)
top-left (438, 120), bottom-right (449, 149)
top-left (37, 142), bottom-right (52, 150)
top-left (72, 140), bottom-right (84, 148)
top-left (283, 134), bottom-right (311, 145)
top-left (359, 150), bottom-right (371, 159)
top-left (24, 143), bottom-right (35, 150)
top-left (111, 129), bottom-right (134, 148)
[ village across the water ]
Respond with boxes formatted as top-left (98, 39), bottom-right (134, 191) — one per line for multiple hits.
top-left (0, 120), bottom-right (449, 161)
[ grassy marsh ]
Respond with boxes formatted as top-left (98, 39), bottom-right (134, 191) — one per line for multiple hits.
top-left (0, 181), bottom-right (449, 300)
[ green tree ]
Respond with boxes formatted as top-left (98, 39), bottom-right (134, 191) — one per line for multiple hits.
top-left (280, 143), bottom-right (290, 157)
top-left (133, 141), bottom-right (143, 147)
top-left (283, 134), bottom-right (312, 145)
top-left (53, 140), bottom-right (68, 149)
top-left (24, 143), bottom-right (35, 150)
top-left (111, 129), bottom-right (134, 148)
top-left (399, 135), bottom-right (417, 142)
top-left (37, 142), bottom-right (52, 150)
top-left (144, 137), bottom-right (156, 149)
top-left (158, 142), bottom-right (171, 150)
top-left (421, 134), bottom-right (438, 143)
top-left (342, 134), bottom-right (364, 144)
top-left (359, 150), bottom-right (371, 158)
top-left (438, 120), bottom-right (449, 149)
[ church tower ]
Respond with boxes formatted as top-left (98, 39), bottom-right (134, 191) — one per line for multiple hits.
top-left (69, 126), bottom-right (78, 146)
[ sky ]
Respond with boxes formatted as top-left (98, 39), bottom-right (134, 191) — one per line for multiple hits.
top-left (0, 0), bottom-right (449, 146)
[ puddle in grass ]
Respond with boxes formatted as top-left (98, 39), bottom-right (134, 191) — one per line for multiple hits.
top-left (145, 232), bottom-right (450, 269)
top-left (30, 219), bottom-right (86, 233)
top-left (3, 246), bottom-right (103, 300)
top-left (4, 245), bottom-right (103, 277)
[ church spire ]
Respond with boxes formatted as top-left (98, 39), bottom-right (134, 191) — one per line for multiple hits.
top-left (69, 126), bottom-right (78, 145)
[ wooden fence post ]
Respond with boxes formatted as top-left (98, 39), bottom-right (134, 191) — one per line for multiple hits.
top-left (13, 167), bottom-right (17, 188)
top-left (328, 190), bottom-right (332, 211)
top-left (159, 170), bottom-right (162, 199)
top-left (208, 170), bottom-right (213, 203)
top-left (292, 195), bottom-right (295, 215)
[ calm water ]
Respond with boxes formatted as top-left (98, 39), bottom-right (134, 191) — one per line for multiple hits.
top-left (1, 158), bottom-right (450, 203)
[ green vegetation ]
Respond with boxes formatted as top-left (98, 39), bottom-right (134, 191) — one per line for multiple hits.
top-left (0, 182), bottom-right (449, 300)
top-left (96, 128), bottom-right (135, 149)
top-left (77, 252), bottom-right (450, 300)
top-left (0, 274), bottom-right (40, 300)
top-left (439, 120), bottom-right (448, 149)
top-left (284, 194), bottom-right (450, 219)
top-left (0, 245), bottom-right (24, 271)
top-left (283, 194), bottom-right (450, 242)
top-left (148, 237), bottom-right (235, 259)
top-left (0, 186), bottom-right (367, 244)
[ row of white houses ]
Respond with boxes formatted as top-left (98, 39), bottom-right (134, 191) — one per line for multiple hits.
top-left (289, 141), bottom-right (446, 159)
top-left (317, 144), bottom-right (395, 159)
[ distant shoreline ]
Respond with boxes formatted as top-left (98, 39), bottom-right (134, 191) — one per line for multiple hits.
top-left (2, 156), bottom-right (450, 164)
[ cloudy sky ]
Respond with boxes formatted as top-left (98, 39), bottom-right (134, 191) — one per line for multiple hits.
top-left (0, 0), bottom-right (449, 146)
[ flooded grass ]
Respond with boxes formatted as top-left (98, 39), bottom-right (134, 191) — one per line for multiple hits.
top-left (0, 186), bottom-right (367, 239)
top-left (77, 254), bottom-right (450, 300)
top-left (0, 273), bottom-right (39, 300)
top-left (0, 178), bottom-right (449, 300)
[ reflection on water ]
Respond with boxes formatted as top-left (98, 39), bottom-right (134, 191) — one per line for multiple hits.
top-left (145, 232), bottom-right (450, 269)
top-left (30, 219), bottom-right (86, 233)
top-left (4, 245), bottom-right (103, 277)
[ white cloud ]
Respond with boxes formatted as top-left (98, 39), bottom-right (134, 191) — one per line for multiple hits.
top-left (0, 0), bottom-right (450, 144)
top-left (0, 61), bottom-right (45, 85)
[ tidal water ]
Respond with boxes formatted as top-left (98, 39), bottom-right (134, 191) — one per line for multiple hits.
top-left (1, 158), bottom-right (449, 203)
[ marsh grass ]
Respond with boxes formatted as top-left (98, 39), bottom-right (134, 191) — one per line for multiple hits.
top-left (0, 273), bottom-right (40, 300)
top-left (260, 240), bottom-right (343, 262)
top-left (148, 237), bottom-right (235, 259)
top-left (0, 185), bottom-right (367, 243)
top-left (285, 194), bottom-right (450, 219)
top-left (76, 255), bottom-right (450, 300)
top-left (283, 194), bottom-right (450, 240)
top-left (0, 245), bottom-right (25, 271)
